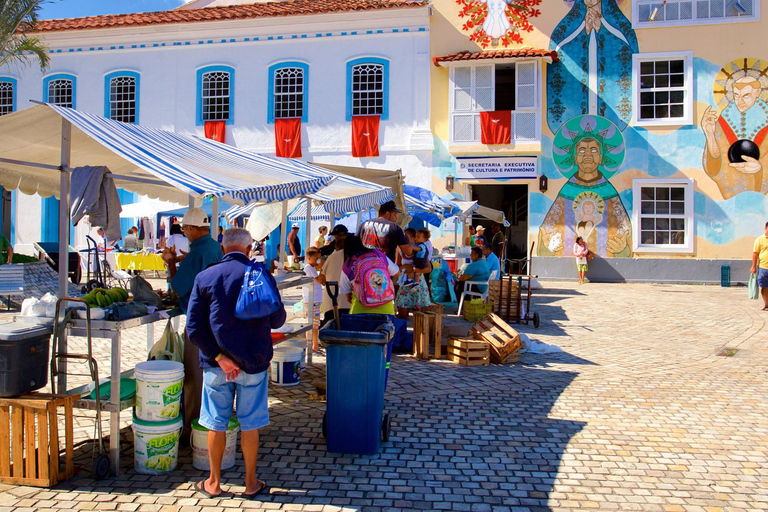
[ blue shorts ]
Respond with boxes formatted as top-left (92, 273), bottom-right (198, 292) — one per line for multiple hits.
top-left (759, 268), bottom-right (768, 288)
top-left (199, 367), bottom-right (269, 432)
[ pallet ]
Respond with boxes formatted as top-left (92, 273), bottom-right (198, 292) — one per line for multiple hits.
top-left (471, 312), bottom-right (521, 364)
top-left (0, 393), bottom-right (75, 487)
top-left (447, 337), bottom-right (489, 366)
top-left (413, 311), bottom-right (443, 360)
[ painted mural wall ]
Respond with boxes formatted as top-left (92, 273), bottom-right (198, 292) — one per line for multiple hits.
top-left (430, 0), bottom-right (768, 263)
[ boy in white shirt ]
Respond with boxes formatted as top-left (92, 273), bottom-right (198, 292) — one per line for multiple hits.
top-left (303, 247), bottom-right (323, 353)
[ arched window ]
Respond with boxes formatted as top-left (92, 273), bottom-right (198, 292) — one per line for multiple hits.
top-left (105, 71), bottom-right (140, 123)
top-left (0, 78), bottom-right (17, 116)
top-left (197, 65), bottom-right (235, 125)
top-left (268, 62), bottom-right (308, 123)
top-left (346, 58), bottom-right (389, 121)
top-left (44, 74), bottom-right (76, 108)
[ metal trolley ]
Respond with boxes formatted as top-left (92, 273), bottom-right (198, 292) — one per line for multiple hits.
top-left (495, 242), bottom-right (540, 328)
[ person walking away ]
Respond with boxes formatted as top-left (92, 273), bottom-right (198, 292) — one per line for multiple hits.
top-left (217, 226), bottom-right (224, 243)
top-left (481, 244), bottom-right (501, 279)
top-left (455, 247), bottom-right (490, 297)
top-left (357, 200), bottom-right (412, 263)
top-left (751, 221), bottom-right (768, 310)
top-left (287, 223), bottom-right (302, 266)
top-left (303, 247), bottom-right (323, 354)
top-left (573, 236), bottom-right (590, 284)
top-left (162, 208), bottom-right (222, 441)
top-left (340, 235), bottom-right (398, 315)
top-left (186, 228), bottom-right (286, 499)
top-left (318, 225), bottom-right (351, 326)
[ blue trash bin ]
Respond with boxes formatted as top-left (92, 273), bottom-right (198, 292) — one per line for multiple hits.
top-left (319, 314), bottom-right (393, 454)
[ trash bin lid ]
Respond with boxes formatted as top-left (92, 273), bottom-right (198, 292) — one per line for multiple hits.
top-left (0, 322), bottom-right (52, 341)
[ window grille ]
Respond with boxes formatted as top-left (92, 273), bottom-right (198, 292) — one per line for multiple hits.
top-left (274, 67), bottom-right (304, 119)
top-left (47, 79), bottom-right (73, 108)
top-left (0, 82), bottom-right (13, 116)
top-left (201, 71), bottom-right (230, 121)
top-left (351, 64), bottom-right (384, 116)
top-left (108, 76), bottom-right (136, 123)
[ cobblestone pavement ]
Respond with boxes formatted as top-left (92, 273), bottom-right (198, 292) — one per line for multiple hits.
top-left (0, 281), bottom-right (767, 511)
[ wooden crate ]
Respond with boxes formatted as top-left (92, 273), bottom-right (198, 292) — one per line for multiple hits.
top-left (0, 393), bottom-right (75, 487)
top-left (447, 337), bottom-right (489, 366)
top-left (489, 277), bottom-right (520, 322)
top-left (472, 313), bottom-right (522, 364)
top-left (413, 311), bottom-right (443, 360)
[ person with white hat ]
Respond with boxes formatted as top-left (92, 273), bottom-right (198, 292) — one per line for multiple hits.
top-left (287, 223), bottom-right (302, 266)
top-left (474, 225), bottom-right (487, 247)
top-left (162, 207), bottom-right (223, 440)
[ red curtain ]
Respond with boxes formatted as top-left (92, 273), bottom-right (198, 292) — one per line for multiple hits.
top-left (204, 120), bottom-right (226, 144)
top-left (275, 118), bottom-right (302, 158)
top-left (480, 111), bottom-right (511, 145)
top-left (351, 115), bottom-right (380, 158)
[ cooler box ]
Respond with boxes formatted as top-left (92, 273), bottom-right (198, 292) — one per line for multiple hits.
top-left (444, 256), bottom-right (458, 273)
top-left (318, 314), bottom-right (393, 454)
top-left (0, 323), bottom-right (52, 397)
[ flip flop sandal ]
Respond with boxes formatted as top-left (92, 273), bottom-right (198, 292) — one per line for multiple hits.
top-left (241, 479), bottom-right (269, 500)
top-left (194, 479), bottom-right (222, 499)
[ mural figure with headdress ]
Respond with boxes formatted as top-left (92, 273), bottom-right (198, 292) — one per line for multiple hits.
top-left (539, 115), bottom-right (632, 258)
top-left (701, 58), bottom-right (768, 199)
top-left (547, 0), bottom-right (637, 134)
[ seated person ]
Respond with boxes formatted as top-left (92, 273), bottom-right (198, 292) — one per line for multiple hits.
top-left (123, 227), bottom-right (139, 252)
top-left (482, 244), bottom-right (500, 278)
top-left (455, 246), bottom-right (490, 296)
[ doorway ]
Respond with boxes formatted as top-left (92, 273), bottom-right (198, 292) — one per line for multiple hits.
top-left (471, 184), bottom-right (528, 269)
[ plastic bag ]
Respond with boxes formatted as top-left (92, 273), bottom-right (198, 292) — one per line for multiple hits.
top-left (234, 260), bottom-right (283, 320)
top-left (130, 275), bottom-right (163, 307)
top-left (39, 293), bottom-right (58, 317)
top-left (749, 273), bottom-right (759, 300)
top-left (148, 319), bottom-right (184, 362)
top-left (21, 297), bottom-right (41, 317)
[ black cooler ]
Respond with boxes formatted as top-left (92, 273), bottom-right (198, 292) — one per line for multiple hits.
top-left (0, 323), bottom-right (52, 397)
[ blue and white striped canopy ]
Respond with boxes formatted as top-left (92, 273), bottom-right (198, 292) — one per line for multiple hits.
top-left (49, 104), bottom-right (333, 205)
top-left (288, 200), bottom-right (332, 222)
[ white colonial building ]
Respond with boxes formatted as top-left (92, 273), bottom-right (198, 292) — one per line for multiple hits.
top-left (0, 0), bottom-right (432, 254)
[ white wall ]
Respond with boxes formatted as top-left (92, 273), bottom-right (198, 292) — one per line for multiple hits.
top-left (5, 6), bottom-right (436, 245)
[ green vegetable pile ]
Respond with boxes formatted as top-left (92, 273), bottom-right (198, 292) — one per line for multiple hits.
top-left (81, 287), bottom-right (129, 308)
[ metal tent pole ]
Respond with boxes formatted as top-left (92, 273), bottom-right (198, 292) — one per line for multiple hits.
top-left (304, 198), bottom-right (314, 366)
top-left (58, 119), bottom-right (71, 300)
top-left (212, 196), bottom-right (219, 240)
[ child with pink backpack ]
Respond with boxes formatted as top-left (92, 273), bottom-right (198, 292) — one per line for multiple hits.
top-left (339, 235), bottom-right (399, 315)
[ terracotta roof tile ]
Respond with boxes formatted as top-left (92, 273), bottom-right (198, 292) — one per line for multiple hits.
top-left (32, 0), bottom-right (428, 33)
top-left (433, 49), bottom-right (558, 67)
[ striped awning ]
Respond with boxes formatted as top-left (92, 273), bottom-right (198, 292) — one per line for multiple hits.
top-left (46, 104), bottom-right (333, 204)
top-left (288, 200), bottom-right (332, 222)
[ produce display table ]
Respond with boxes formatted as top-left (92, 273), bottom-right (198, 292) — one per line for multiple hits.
top-left (51, 309), bottom-right (182, 477)
top-left (114, 252), bottom-right (166, 272)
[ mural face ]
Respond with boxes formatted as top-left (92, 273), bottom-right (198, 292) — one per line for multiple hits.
top-left (547, 0), bottom-right (638, 134)
top-left (456, 0), bottom-right (541, 48)
top-left (701, 58), bottom-right (768, 199)
top-left (538, 115), bottom-right (633, 258)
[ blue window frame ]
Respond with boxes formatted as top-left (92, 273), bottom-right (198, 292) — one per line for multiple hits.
top-left (43, 73), bottom-right (76, 108)
top-left (346, 57), bottom-right (389, 122)
top-left (196, 65), bottom-right (235, 126)
top-left (0, 77), bottom-right (17, 116)
top-left (268, 61), bottom-right (309, 123)
top-left (104, 71), bottom-right (140, 123)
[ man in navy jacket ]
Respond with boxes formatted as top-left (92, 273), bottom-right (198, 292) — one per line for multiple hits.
top-left (187, 228), bottom-right (286, 499)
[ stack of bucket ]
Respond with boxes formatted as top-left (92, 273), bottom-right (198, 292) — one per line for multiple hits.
top-left (132, 360), bottom-right (185, 475)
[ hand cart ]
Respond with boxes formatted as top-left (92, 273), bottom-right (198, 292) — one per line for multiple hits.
top-left (50, 297), bottom-right (111, 479)
top-left (494, 241), bottom-right (540, 328)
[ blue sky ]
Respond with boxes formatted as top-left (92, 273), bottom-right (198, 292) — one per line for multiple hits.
top-left (39, 0), bottom-right (192, 19)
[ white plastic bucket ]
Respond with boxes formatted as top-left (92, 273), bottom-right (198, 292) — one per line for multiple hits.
top-left (271, 346), bottom-right (302, 386)
top-left (281, 340), bottom-right (307, 370)
top-left (135, 360), bottom-right (184, 422)
top-left (132, 414), bottom-right (182, 474)
top-left (191, 418), bottom-right (240, 471)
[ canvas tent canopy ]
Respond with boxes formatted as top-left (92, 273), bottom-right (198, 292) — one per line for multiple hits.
top-left (452, 200), bottom-right (509, 227)
top-left (0, 104), bottom-right (334, 205)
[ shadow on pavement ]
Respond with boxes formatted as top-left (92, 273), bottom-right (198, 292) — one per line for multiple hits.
top-left (53, 356), bottom-right (588, 511)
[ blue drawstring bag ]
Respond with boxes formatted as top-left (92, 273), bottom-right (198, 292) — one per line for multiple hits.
top-left (235, 261), bottom-right (283, 320)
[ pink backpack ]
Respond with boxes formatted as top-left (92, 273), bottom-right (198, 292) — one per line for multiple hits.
top-left (353, 251), bottom-right (395, 308)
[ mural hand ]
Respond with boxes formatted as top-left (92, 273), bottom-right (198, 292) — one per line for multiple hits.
top-left (607, 231), bottom-right (630, 255)
top-left (729, 156), bottom-right (762, 174)
top-left (701, 106), bottom-right (718, 137)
